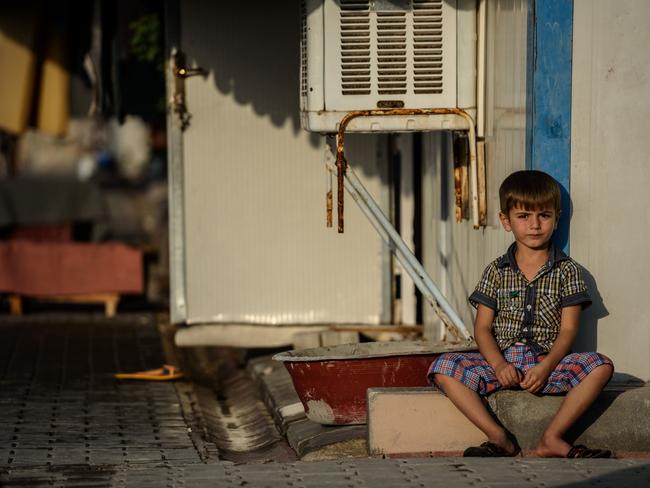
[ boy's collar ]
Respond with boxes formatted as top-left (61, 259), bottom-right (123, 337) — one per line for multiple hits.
top-left (497, 242), bottom-right (569, 271)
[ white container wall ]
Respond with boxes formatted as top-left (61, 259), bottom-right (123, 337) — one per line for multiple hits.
top-left (571, 0), bottom-right (650, 380)
top-left (422, 0), bottom-right (528, 339)
top-left (174, 0), bottom-right (391, 325)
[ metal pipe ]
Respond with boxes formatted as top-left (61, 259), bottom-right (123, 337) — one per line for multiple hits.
top-left (335, 134), bottom-right (346, 232)
top-left (456, 110), bottom-right (480, 229)
top-left (325, 160), bottom-right (473, 342)
top-left (477, 0), bottom-right (487, 138)
top-left (336, 108), bottom-right (480, 231)
top-left (326, 163), bottom-right (333, 228)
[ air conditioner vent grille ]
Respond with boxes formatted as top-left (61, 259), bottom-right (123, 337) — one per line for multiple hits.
top-left (340, 0), bottom-right (371, 95)
top-left (300, 0), bottom-right (308, 98)
top-left (338, 0), bottom-right (446, 97)
top-left (413, 0), bottom-right (444, 94)
top-left (377, 10), bottom-right (406, 95)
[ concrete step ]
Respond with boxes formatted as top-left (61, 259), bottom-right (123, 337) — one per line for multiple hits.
top-left (367, 384), bottom-right (650, 457)
top-left (367, 388), bottom-right (485, 456)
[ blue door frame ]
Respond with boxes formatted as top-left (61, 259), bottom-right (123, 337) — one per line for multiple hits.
top-left (526, 0), bottom-right (573, 252)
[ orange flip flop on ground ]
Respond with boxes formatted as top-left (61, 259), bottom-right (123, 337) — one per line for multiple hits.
top-left (114, 364), bottom-right (184, 381)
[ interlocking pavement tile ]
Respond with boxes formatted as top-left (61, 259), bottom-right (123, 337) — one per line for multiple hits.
top-left (181, 463), bottom-right (230, 480)
top-left (8, 448), bottom-right (51, 466)
top-left (48, 448), bottom-right (89, 465)
top-left (87, 448), bottom-right (130, 465)
top-left (0, 449), bottom-right (12, 466)
top-left (117, 448), bottom-right (164, 464)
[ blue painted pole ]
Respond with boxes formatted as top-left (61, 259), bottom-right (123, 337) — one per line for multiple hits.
top-left (526, 0), bottom-right (574, 252)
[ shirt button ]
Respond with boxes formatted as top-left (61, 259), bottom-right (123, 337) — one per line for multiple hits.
top-left (528, 283), bottom-right (533, 287)
top-left (523, 327), bottom-right (528, 332)
top-left (526, 304), bottom-right (532, 310)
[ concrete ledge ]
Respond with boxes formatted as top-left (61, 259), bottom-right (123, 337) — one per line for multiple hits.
top-left (367, 384), bottom-right (650, 456)
top-left (491, 384), bottom-right (650, 452)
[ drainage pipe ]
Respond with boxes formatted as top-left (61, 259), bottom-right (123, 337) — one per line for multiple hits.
top-left (477, 0), bottom-right (487, 138)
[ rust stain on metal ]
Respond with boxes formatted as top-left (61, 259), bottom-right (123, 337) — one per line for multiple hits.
top-left (335, 125), bottom-right (348, 233)
top-left (452, 132), bottom-right (470, 223)
top-left (326, 189), bottom-right (333, 227)
top-left (453, 135), bottom-right (464, 223)
top-left (477, 141), bottom-right (488, 226)
top-left (454, 166), bottom-right (463, 223)
top-left (336, 108), bottom-right (473, 233)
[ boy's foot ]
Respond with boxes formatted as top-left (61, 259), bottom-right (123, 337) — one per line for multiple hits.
top-left (535, 434), bottom-right (572, 457)
top-left (537, 436), bottom-right (612, 458)
top-left (463, 441), bottom-right (521, 457)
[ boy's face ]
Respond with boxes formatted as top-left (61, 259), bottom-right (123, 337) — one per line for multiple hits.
top-left (499, 203), bottom-right (558, 251)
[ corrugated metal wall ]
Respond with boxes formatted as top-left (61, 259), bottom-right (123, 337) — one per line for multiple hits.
top-left (177, 0), bottom-right (390, 325)
top-left (421, 0), bottom-right (528, 339)
top-left (571, 0), bottom-right (650, 380)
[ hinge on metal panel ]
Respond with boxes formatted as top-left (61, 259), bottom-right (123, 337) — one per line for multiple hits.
top-left (169, 49), bottom-right (207, 131)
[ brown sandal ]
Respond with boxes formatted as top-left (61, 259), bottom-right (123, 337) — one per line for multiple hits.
top-left (463, 441), bottom-right (521, 457)
top-left (566, 445), bottom-right (612, 458)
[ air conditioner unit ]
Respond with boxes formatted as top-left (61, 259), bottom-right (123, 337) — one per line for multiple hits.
top-left (300, 0), bottom-right (477, 133)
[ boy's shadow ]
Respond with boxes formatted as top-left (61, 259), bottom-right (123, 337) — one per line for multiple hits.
top-left (560, 266), bottom-right (644, 444)
top-left (572, 266), bottom-right (607, 354)
top-left (555, 185), bottom-right (605, 357)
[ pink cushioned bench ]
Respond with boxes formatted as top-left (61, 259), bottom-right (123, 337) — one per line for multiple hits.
top-left (0, 241), bottom-right (143, 316)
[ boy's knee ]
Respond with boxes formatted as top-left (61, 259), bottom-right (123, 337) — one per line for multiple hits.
top-left (592, 362), bottom-right (614, 381)
top-left (600, 362), bottom-right (614, 375)
top-left (433, 373), bottom-right (455, 390)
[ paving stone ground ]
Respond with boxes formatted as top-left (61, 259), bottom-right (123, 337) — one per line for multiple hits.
top-left (0, 314), bottom-right (647, 487)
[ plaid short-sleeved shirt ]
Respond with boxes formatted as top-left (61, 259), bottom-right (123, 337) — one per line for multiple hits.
top-left (469, 243), bottom-right (591, 352)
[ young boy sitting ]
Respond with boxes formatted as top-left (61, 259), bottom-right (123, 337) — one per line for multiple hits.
top-left (429, 170), bottom-right (614, 458)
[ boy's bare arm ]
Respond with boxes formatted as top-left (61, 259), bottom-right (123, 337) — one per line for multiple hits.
top-left (474, 304), bottom-right (522, 388)
top-left (520, 305), bottom-right (581, 393)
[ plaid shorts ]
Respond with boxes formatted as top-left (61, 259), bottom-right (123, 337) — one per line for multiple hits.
top-left (428, 344), bottom-right (613, 396)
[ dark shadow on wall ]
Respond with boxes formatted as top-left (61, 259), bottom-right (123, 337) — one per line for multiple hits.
top-left (573, 266), bottom-right (607, 354)
top-left (183, 0), bottom-right (321, 149)
top-left (574, 266), bottom-right (644, 385)
top-left (552, 182), bottom-right (571, 251)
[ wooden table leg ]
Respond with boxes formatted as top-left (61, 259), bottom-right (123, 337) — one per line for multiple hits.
top-left (104, 294), bottom-right (119, 317)
top-left (9, 295), bottom-right (22, 315)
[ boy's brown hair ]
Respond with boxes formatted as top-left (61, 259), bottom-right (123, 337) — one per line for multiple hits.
top-left (499, 170), bottom-right (561, 214)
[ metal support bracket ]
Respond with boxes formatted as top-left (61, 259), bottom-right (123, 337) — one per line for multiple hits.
top-left (335, 108), bottom-right (483, 232)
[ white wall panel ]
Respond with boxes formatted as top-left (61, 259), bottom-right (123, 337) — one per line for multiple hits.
top-left (422, 0), bottom-right (527, 339)
top-left (572, 0), bottom-right (650, 380)
top-left (178, 0), bottom-right (390, 325)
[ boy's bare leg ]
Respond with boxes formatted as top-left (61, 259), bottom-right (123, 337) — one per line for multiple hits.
top-left (434, 374), bottom-right (517, 454)
top-left (536, 364), bottom-right (614, 457)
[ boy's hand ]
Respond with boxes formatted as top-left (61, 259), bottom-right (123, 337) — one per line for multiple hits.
top-left (494, 362), bottom-right (522, 388)
top-left (520, 364), bottom-right (552, 393)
